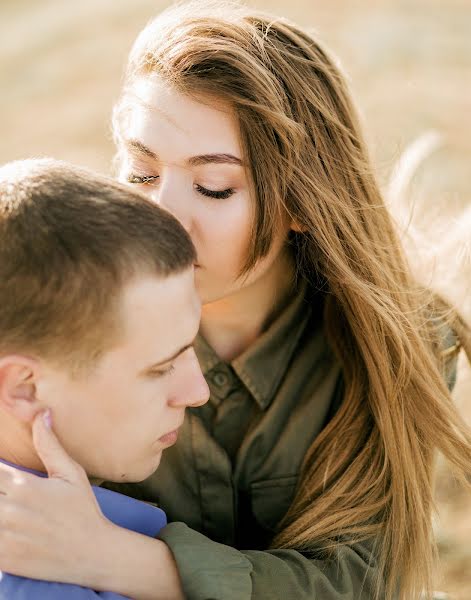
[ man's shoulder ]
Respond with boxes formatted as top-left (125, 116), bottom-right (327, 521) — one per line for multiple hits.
top-left (0, 571), bottom-right (123, 599)
top-left (0, 488), bottom-right (166, 599)
top-left (93, 484), bottom-right (167, 536)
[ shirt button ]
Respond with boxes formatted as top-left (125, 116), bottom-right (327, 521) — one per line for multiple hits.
top-left (213, 372), bottom-right (229, 387)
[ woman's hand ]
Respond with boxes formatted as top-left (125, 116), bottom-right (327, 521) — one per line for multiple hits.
top-left (0, 411), bottom-right (117, 587)
top-left (0, 411), bottom-right (184, 600)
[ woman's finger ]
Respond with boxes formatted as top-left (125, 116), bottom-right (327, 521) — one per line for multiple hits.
top-left (32, 409), bottom-right (87, 484)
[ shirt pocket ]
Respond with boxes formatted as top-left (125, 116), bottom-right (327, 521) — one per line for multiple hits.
top-left (250, 475), bottom-right (298, 533)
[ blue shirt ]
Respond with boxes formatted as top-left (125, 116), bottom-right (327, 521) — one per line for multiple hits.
top-left (0, 459), bottom-right (167, 599)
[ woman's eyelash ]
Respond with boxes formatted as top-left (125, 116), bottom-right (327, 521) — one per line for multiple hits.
top-left (195, 184), bottom-right (235, 200)
top-left (127, 174), bottom-right (159, 185)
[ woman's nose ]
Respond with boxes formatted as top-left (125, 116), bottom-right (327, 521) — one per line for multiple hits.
top-left (148, 174), bottom-right (192, 233)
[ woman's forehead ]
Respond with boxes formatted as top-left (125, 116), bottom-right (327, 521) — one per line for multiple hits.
top-left (122, 78), bottom-right (241, 150)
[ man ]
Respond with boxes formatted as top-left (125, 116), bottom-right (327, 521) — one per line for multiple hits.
top-left (0, 158), bottom-right (209, 598)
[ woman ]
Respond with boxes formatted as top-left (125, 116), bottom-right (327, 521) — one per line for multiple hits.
top-left (0, 3), bottom-right (469, 599)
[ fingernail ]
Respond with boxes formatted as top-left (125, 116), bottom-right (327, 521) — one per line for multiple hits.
top-left (43, 409), bottom-right (52, 429)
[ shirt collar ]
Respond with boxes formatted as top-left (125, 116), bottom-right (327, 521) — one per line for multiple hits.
top-left (0, 457), bottom-right (47, 477)
top-left (195, 280), bottom-right (314, 409)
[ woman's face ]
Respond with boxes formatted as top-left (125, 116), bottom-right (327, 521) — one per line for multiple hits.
top-left (117, 78), bottom-right (291, 305)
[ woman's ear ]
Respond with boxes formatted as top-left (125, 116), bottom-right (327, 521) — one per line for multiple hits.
top-left (0, 357), bottom-right (41, 423)
top-left (290, 220), bottom-right (307, 233)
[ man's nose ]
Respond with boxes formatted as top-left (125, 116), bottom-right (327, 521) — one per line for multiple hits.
top-left (188, 367), bottom-right (210, 408)
top-left (170, 351), bottom-right (210, 408)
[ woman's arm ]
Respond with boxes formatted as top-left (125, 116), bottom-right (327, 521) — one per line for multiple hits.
top-left (92, 525), bottom-right (184, 600)
top-left (157, 522), bottom-right (381, 600)
top-left (0, 458), bottom-right (380, 600)
top-left (0, 414), bottom-right (184, 600)
top-left (0, 414), bottom-right (381, 599)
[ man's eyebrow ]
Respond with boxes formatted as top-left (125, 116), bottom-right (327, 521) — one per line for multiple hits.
top-left (124, 139), bottom-right (244, 167)
top-left (142, 343), bottom-right (194, 373)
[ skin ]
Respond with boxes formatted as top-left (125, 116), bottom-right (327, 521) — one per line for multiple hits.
top-left (119, 78), bottom-right (296, 360)
top-left (0, 270), bottom-right (210, 599)
top-left (0, 269), bottom-right (209, 482)
top-left (0, 82), bottom-right (298, 598)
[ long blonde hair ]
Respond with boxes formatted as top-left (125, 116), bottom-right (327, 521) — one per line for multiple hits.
top-left (114, 3), bottom-right (471, 598)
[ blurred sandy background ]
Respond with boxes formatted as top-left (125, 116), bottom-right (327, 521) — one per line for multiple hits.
top-left (0, 0), bottom-right (470, 597)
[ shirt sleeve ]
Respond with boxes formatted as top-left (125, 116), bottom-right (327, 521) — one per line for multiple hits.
top-left (0, 572), bottom-right (131, 600)
top-left (158, 522), bottom-right (381, 600)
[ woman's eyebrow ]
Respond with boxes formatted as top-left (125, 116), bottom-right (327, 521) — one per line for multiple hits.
top-left (125, 139), bottom-right (158, 160)
top-left (188, 154), bottom-right (244, 167)
top-left (124, 139), bottom-right (244, 167)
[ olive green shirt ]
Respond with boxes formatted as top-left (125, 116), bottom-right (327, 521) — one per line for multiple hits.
top-left (104, 284), bottom-right (458, 600)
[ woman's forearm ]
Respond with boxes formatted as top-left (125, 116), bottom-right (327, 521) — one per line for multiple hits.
top-left (94, 523), bottom-right (184, 600)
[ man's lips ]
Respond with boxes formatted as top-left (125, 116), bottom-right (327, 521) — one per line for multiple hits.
top-left (157, 428), bottom-right (179, 446)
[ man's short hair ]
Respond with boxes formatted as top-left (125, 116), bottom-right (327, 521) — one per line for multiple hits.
top-left (0, 158), bottom-right (196, 372)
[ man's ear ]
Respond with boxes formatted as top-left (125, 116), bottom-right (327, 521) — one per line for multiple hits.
top-left (0, 356), bottom-right (41, 423)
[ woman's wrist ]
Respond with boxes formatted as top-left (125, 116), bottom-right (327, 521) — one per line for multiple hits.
top-left (93, 522), bottom-right (184, 600)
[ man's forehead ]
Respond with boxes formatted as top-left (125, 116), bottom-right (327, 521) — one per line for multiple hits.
top-left (116, 271), bottom-right (200, 355)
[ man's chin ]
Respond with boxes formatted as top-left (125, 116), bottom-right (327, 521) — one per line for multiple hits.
top-left (112, 454), bottom-right (163, 484)
top-left (137, 453), bottom-right (163, 481)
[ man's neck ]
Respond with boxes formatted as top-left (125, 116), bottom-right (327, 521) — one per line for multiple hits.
top-left (0, 418), bottom-right (101, 483)
top-left (0, 416), bottom-right (46, 473)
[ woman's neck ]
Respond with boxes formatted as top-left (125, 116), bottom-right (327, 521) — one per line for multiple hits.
top-left (200, 249), bottom-right (296, 361)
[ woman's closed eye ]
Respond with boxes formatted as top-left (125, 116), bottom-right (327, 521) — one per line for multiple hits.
top-left (126, 172), bottom-right (235, 200)
top-left (194, 184), bottom-right (235, 200)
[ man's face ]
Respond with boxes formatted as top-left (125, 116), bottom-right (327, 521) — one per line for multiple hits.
top-left (36, 269), bottom-right (209, 482)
